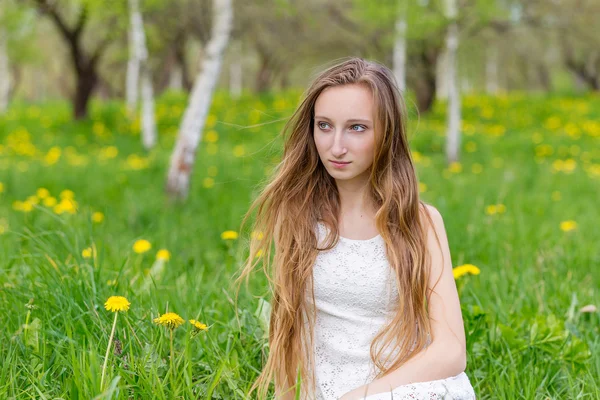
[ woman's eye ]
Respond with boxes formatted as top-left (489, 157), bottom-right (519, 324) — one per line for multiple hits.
top-left (351, 125), bottom-right (366, 132)
top-left (318, 122), bottom-right (329, 130)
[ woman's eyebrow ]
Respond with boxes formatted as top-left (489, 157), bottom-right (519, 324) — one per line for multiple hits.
top-left (314, 116), bottom-right (372, 124)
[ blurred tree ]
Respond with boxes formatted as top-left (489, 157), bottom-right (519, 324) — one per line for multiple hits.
top-left (26, 0), bottom-right (126, 119)
top-left (0, 0), bottom-right (38, 111)
top-left (333, 0), bottom-right (511, 112)
top-left (522, 0), bottom-right (600, 91)
top-left (393, 0), bottom-right (408, 92)
top-left (126, 0), bottom-right (156, 150)
top-left (0, 7), bottom-right (10, 113)
top-left (143, 0), bottom-right (213, 93)
top-left (443, 0), bottom-right (461, 164)
top-left (166, 0), bottom-right (233, 200)
top-left (236, 0), bottom-right (359, 92)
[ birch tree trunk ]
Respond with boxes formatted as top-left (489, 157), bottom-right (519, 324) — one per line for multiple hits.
top-left (444, 0), bottom-right (461, 164)
top-left (141, 67), bottom-right (157, 149)
top-left (0, 26), bottom-right (10, 114)
top-left (166, 0), bottom-right (233, 199)
top-left (127, 0), bottom-right (156, 150)
top-left (393, 1), bottom-right (407, 92)
top-left (126, 0), bottom-right (144, 114)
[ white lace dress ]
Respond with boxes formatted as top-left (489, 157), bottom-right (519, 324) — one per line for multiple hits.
top-left (304, 222), bottom-right (476, 400)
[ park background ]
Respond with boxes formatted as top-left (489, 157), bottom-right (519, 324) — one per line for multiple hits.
top-left (0, 0), bottom-right (599, 399)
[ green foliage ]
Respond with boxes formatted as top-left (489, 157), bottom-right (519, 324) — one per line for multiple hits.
top-left (0, 90), bottom-right (599, 398)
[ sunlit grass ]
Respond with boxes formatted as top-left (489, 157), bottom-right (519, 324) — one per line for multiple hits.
top-left (0, 89), bottom-right (599, 398)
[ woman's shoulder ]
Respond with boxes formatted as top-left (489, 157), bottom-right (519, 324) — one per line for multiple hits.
top-left (419, 201), bottom-right (441, 221)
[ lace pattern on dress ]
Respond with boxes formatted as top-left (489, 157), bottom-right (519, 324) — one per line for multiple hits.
top-left (306, 222), bottom-right (476, 400)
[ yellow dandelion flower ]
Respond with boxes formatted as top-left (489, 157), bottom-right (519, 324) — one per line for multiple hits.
top-left (251, 230), bottom-right (264, 240)
top-left (419, 182), bottom-right (427, 193)
top-left (133, 239), bottom-right (152, 254)
top-left (221, 230), bottom-right (238, 240)
top-left (156, 249), bottom-right (171, 261)
top-left (189, 319), bottom-right (208, 331)
top-left (452, 264), bottom-right (481, 280)
top-left (255, 249), bottom-right (263, 258)
top-left (204, 130), bottom-right (219, 143)
top-left (104, 296), bottom-right (131, 312)
top-left (203, 177), bottom-right (215, 188)
top-left (448, 162), bottom-right (462, 173)
top-left (36, 188), bottom-right (50, 199)
top-left (16, 200), bottom-right (34, 212)
top-left (82, 247), bottom-right (93, 258)
top-left (485, 205), bottom-right (497, 215)
top-left (43, 197), bottom-right (57, 207)
top-left (0, 182), bottom-right (4, 193)
top-left (101, 295), bottom-right (130, 390)
top-left (560, 220), bottom-right (577, 232)
top-left (55, 198), bottom-right (77, 214)
top-left (26, 195), bottom-right (39, 205)
top-left (92, 211), bottom-right (105, 223)
top-left (60, 189), bottom-right (74, 199)
top-left (233, 145), bottom-right (246, 157)
top-left (411, 150), bottom-right (423, 163)
top-left (153, 312), bottom-right (185, 329)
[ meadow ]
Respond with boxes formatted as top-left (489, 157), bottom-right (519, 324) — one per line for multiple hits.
top-left (0, 90), bottom-right (599, 399)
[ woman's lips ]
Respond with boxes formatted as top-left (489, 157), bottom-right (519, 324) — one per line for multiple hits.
top-left (330, 160), bottom-right (351, 168)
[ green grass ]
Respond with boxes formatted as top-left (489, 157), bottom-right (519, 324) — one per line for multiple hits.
top-left (0, 89), bottom-right (599, 399)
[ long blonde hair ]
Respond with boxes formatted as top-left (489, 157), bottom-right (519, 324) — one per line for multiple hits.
top-left (234, 57), bottom-right (441, 399)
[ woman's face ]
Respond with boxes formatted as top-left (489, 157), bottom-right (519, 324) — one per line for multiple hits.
top-left (313, 83), bottom-right (376, 184)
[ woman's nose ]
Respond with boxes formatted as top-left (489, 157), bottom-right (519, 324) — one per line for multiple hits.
top-left (331, 131), bottom-right (347, 157)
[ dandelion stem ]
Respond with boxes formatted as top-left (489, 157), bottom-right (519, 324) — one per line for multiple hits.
top-left (101, 312), bottom-right (119, 391)
top-left (23, 308), bottom-right (31, 344)
top-left (170, 329), bottom-right (175, 389)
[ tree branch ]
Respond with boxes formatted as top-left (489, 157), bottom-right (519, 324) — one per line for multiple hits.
top-left (32, 0), bottom-right (75, 40)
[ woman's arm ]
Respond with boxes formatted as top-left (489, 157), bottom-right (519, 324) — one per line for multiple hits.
top-left (339, 205), bottom-right (467, 399)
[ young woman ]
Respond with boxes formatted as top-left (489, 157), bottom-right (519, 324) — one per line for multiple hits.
top-left (235, 57), bottom-right (476, 399)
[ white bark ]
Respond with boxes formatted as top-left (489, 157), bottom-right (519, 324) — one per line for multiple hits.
top-left (127, 0), bottom-right (156, 150)
top-left (392, 1), bottom-right (407, 92)
top-left (443, 0), bottom-right (461, 164)
top-left (485, 45), bottom-right (499, 94)
top-left (229, 40), bottom-right (242, 98)
top-left (126, 0), bottom-right (145, 113)
top-left (0, 27), bottom-right (10, 113)
top-left (166, 0), bottom-right (233, 199)
top-left (141, 67), bottom-right (157, 150)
